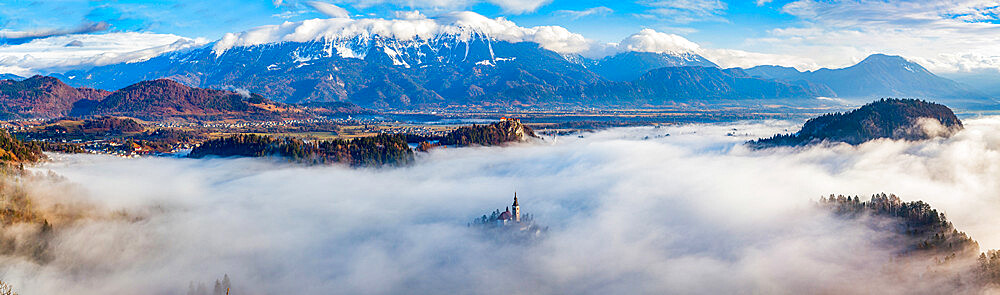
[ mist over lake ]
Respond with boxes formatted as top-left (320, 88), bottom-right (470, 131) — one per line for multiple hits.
top-left (0, 117), bottom-right (995, 294)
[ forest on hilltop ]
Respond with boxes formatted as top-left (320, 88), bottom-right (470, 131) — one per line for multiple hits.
top-left (188, 133), bottom-right (413, 167)
top-left (0, 129), bottom-right (44, 163)
top-left (438, 119), bottom-right (537, 146)
top-left (751, 98), bottom-right (963, 147)
top-left (821, 193), bottom-right (1000, 291)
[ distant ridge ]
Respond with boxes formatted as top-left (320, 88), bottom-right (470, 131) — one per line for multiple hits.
top-left (744, 54), bottom-right (989, 103)
top-left (0, 74), bottom-right (23, 81)
top-left (583, 51), bottom-right (718, 82)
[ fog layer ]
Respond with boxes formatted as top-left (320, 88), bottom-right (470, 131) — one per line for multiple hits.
top-left (6, 117), bottom-right (1000, 294)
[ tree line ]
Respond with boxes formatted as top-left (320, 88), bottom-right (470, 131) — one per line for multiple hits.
top-left (188, 133), bottom-right (413, 167)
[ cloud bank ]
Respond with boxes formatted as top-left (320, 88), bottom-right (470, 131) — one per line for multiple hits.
top-left (5, 117), bottom-right (1000, 293)
top-left (615, 28), bottom-right (701, 55)
top-left (0, 22), bottom-right (110, 46)
top-left (0, 32), bottom-right (209, 76)
top-left (305, 1), bottom-right (351, 19)
top-left (211, 11), bottom-right (710, 59)
top-left (743, 0), bottom-right (1000, 72)
top-left (212, 11), bottom-right (595, 56)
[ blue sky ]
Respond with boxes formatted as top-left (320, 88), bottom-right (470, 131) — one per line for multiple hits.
top-left (0, 0), bottom-right (998, 77)
top-left (0, 0), bottom-right (797, 47)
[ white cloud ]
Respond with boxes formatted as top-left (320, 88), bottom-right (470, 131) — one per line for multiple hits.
top-left (742, 0), bottom-right (1000, 73)
top-left (486, 0), bottom-right (552, 14)
top-left (700, 48), bottom-right (822, 71)
top-left (756, 0), bottom-right (773, 6)
top-left (555, 6), bottom-right (613, 20)
top-left (328, 0), bottom-right (551, 14)
top-left (305, 1), bottom-right (351, 18)
top-left (10, 118), bottom-right (1000, 292)
top-left (211, 12), bottom-right (715, 59)
top-left (0, 32), bottom-right (209, 76)
top-left (212, 11), bottom-right (595, 56)
top-left (394, 10), bottom-right (428, 20)
top-left (639, 0), bottom-right (728, 23)
top-left (0, 22), bottom-right (110, 44)
top-left (616, 28), bottom-right (701, 54)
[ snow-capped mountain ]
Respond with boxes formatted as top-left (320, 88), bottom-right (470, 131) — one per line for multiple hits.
top-left (57, 12), bottom-right (828, 109)
top-left (61, 32), bottom-right (609, 106)
top-left (580, 51), bottom-right (719, 81)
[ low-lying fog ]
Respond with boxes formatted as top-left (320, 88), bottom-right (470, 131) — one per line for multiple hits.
top-left (7, 117), bottom-right (1000, 294)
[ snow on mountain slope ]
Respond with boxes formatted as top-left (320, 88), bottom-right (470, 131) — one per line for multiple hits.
top-left (212, 11), bottom-right (595, 59)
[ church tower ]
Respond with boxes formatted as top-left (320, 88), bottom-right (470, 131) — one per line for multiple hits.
top-left (512, 192), bottom-right (520, 222)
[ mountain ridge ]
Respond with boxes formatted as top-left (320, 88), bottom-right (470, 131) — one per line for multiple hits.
top-left (744, 54), bottom-right (990, 104)
top-left (0, 75), bottom-right (110, 118)
top-left (57, 38), bottom-right (831, 109)
top-left (0, 75), bottom-right (319, 120)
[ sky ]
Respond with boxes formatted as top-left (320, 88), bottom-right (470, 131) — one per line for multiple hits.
top-left (0, 0), bottom-right (999, 76)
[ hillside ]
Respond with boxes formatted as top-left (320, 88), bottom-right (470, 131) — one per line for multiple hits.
top-left (89, 79), bottom-right (305, 121)
top-left (0, 75), bottom-right (364, 121)
top-left (188, 133), bottom-right (413, 167)
top-left (0, 76), bottom-right (110, 118)
top-left (438, 118), bottom-right (538, 147)
top-left (0, 129), bottom-right (44, 163)
top-left (750, 98), bottom-right (963, 147)
top-left (819, 194), bottom-right (1000, 289)
top-left (822, 193), bottom-right (978, 256)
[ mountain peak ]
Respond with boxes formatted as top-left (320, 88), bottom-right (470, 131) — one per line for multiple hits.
top-left (588, 51), bottom-right (718, 81)
top-left (24, 75), bottom-right (64, 84)
top-left (133, 78), bottom-right (187, 88)
top-left (857, 54), bottom-right (912, 66)
top-left (212, 11), bottom-right (589, 57)
top-left (0, 75), bottom-right (89, 118)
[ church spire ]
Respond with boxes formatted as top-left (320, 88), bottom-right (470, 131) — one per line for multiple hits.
top-left (512, 192), bottom-right (521, 223)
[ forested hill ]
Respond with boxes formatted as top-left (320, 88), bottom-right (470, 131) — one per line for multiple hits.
top-left (438, 119), bottom-right (537, 147)
top-left (0, 128), bottom-right (44, 163)
top-left (188, 133), bottom-right (413, 167)
top-left (90, 79), bottom-right (304, 121)
top-left (820, 193), bottom-right (1000, 290)
top-left (822, 193), bottom-right (978, 256)
top-left (0, 76), bottom-right (337, 121)
top-left (189, 119), bottom-right (539, 166)
top-left (750, 98), bottom-right (963, 147)
top-left (0, 75), bottom-right (110, 119)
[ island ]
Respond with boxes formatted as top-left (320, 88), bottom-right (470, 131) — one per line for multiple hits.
top-left (749, 98), bottom-right (963, 148)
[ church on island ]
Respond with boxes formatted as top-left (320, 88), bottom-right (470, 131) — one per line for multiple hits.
top-left (496, 193), bottom-right (522, 226)
top-left (470, 193), bottom-right (544, 238)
